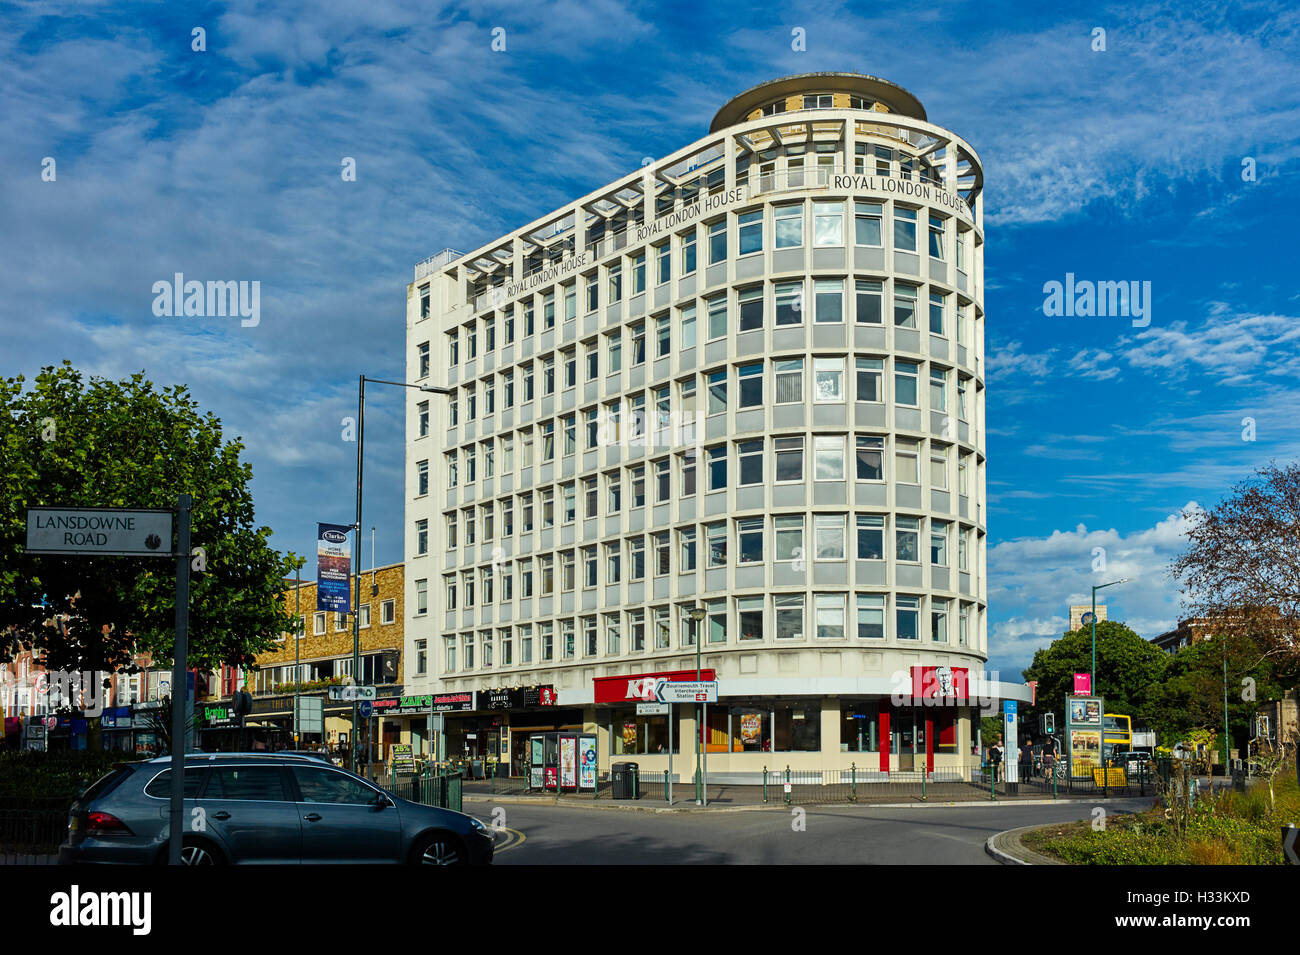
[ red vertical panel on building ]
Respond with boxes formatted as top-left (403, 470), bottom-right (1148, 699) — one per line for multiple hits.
top-left (879, 711), bottom-right (890, 773)
top-left (925, 717), bottom-right (934, 773)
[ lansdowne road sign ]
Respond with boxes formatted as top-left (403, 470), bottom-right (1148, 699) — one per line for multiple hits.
top-left (655, 679), bottom-right (718, 703)
top-left (26, 507), bottom-right (174, 557)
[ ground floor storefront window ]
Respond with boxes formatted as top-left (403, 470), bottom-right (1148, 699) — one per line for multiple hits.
top-left (608, 707), bottom-right (678, 755)
top-left (840, 701), bottom-right (880, 752)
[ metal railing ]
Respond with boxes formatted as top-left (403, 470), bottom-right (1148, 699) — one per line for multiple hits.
top-left (385, 768), bottom-right (464, 813)
top-left (0, 806), bottom-right (68, 855)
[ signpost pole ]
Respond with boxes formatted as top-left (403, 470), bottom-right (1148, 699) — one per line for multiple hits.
top-left (702, 699), bottom-right (708, 808)
top-left (667, 702), bottom-right (673, 806)
top-left (167, 493), bottom-right (191, 866)
top-left (294, 564), bottom-right (301, 748)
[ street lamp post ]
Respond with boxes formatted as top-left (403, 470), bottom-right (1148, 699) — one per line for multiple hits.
top-left (351, 374), bottom-right (451, 773)
top-left (690, 605), bottom-right (706, 805)
top-left (294, 561), bottom-right (302, 749)
top-left (1090, 578), bottom-right (1130, 693)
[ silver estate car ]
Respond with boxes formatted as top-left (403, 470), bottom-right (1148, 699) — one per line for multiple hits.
top-left (58, 752), bottom-right (493, 865)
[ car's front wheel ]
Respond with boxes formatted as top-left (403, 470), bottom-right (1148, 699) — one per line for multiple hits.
top-left (409, 831), bottom-right (466, 865)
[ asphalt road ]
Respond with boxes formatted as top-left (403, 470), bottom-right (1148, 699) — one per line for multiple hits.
top-left (471, 797), bottom-right (1152, 865)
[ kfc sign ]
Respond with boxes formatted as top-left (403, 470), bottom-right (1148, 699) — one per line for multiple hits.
top-left (910, 665), bottom-right (969, 702)
top-left (594, 668), bottom-right (717, 704)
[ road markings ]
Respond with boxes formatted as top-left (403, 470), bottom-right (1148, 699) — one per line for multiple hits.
top-left (492, 826), bottom-right (526, 854)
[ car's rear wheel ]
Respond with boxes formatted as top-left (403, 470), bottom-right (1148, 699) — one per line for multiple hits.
top-left (410, 831), bottom-right (466, 865)
top-left (158, 838), bottom-right (225, 865)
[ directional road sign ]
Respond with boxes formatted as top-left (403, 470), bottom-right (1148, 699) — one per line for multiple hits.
top-left (637, 702), bottom-right (669, 715)
top-left (655, 679), bottom-right (718, 703)
top-left (327, 685), bottom-right (377, 702)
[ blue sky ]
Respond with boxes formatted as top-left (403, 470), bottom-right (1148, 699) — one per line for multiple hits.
top-left (3, 1), bottom-right (1298, 677)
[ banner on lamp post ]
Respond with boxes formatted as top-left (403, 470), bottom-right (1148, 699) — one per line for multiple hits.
top-left (316, 523), bottom-right (352, 613)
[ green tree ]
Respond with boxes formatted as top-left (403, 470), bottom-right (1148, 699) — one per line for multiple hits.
top-left (1143, 630), bottom-right (1296, 747)
top-left (0, 362), bottom-right (299, 673)
top-left (1022, 620), bottom-right (1169, 726)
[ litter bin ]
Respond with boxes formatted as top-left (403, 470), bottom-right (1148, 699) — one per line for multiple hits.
top-left (611, 761), bottom-right (640, 799)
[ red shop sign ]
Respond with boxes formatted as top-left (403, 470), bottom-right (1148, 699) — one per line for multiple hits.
top-left (593, 668), bottom-right (717, 704)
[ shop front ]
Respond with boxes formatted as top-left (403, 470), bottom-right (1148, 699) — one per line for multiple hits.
top-left (478, 685), bottom-right (568, 777)
top-left (100, 706), bottom-right (134, 752)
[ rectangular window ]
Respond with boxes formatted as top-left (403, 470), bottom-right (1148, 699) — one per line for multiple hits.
top-left (775, 281), bottom-right (804, 326)
top-left (814, 279), bottom-right (844, 323)
top-left (707, 368), bottom-right (727, 415)
top-left (737, 438), bottom-right (763, 485)
top-left (608, 266), bottom-right (622, 304)
top-left (930, 453), bottom-right (948, 489)
top-left (655, 458), bottom-right (671, 502)
top-left (813, 201), bottom-right (844, 247)
top-left (894, 284), bottom-right (918, 328)
top-left (857, 594), bottom-right (885, 639)
top-left (657, 243), bottom-right (671, 285)
top-left (897, 596), bottom-right (920, 640)
top-left (584, 546), bottom-right (597, 588)
top-left (415, 578), bottom-right (428, 615)
top-left (815, 593), bottom-right (845, 639)
top-left (707, 599), bottom-right (726, 644)
top-left (606, 541), bottom-right (621, 582)
top-left (776, 593), bottom-right (804, 640)
top-left (544, 292), bottom-right (556, 329)
top-left (737, 362), bottom-right (763, 408)
top-left (681, 231), bottom-right (697, 274)
top-left (418, 341), bottom-right (430, 379)
top-left (896, 517), bottom-right (920, 562)
top-left (896, 439), bottom-right (920, 484)
top-left (775, 358), bottom-right (803, 404)
top-left (586, 275), bottom-right (598, 313)
top-left (855, 434), bottom-right (884, 480)
top-left (929, 367), bottom-right (947, 412)
top-left (814, 514), bottom-right (846, 560)
top-left (707, 219), bottom-right (728, 265)
top-left (814, 435), bottom-right (845, 481)
top-left (706, 295), bottom-right (727, 341)
top-left (565, 284), bottom-right (577, 322)
top-left (586, 345), bottom-right (599, 381)
top-left (654, 532), bottom-right (670, 576)
top-left (814, 358), bottom-right (844, 403)
top-left (774, 436), bottom-right (804, 482)
top-left (707, 521), bottom-right (727, 567)
top-left (520, 624), bottom-right (533, 663)
top-left (605, 615), bottom-right (621, 655)
top-left (959, 607), bottom-right (969, 647)
top-left (855, 358), bottom-right (883, 402)
top-left (856, 514), bottom-right (884, 560)
top-left (656, 313), bottom-right (671, 357)
top-left (929, 291), bottom-right (945, 335)
top-left (561, 620), bottom-right (575, 659)
top-left (931, 602), bottom-right (950, 643)
top-left (928, 215), bottom-right (945, 259)
top-left (737, 285), bottom-right (763, 332)
top-left (633, 253), bottom-right (646, 295)
top-left (681, 450), bottom-right (697, 496)
top-left (855, 280), bottom-right (883, 324)
top-left (707, 443), bottom-right (727, 491)
top-left (931, 521), bottom-right (949, 564)
top-left (893, 206), bottom-right (918, 252)
top-left (774, 203), bottom-right (803, 248)
top-left (855, 202), bottom-right (883, 246)
top-left (630, 610), bottom-right (646, 651)
top-left (895, 360), bottom-right (919, 406)
top-left (631, 323), bottom-right (646, 365)
top-left (418, 401), bottom-right (429, 438)
top-left (631, 465), bottom-right (646, 508)
top-left (773, 515), bottom-right (804, 562)
top-left (737, 517), bottom-right (763, 564)
top-left (584, 616), bottom-right (598, 656)
top-left (738, 596), bottom-right (764, 641)
top-left (681, 304), bottom-right (697, 349)
top-left (738, 209), bottom-right (763, 255)
top-left (680, 526), bottom-right (697, 570)
top-left (416, 519), bottom-right (428, 556)
top-left (541, 622), bottom-right (554, 661)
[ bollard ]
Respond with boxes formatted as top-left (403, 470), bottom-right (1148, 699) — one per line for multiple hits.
top-left (763, 766), bottom-right (768, 804)
top-left (990, 763), bottom-right (996, 801)
top-left (664, 769), bottom-right (670, 805)
top-left (921, 767), bottom-right (927, 802)
top-left (851, 762), bottom-right (856, 803)
top-left (785, 765), bottom-right (791, 806)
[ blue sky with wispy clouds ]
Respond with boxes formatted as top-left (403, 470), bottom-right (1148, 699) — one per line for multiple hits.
top-left (3, 1), bottom-right (1298, 677)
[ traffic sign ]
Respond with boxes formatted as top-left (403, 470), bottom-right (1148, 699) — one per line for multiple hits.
top-left (327, 685), bottom-right (377, 701)
top-left (359, 700), bottom-right (373, 719)
top-left (637, 702), bottom-right (669, 715)
top-left (26, 507), bottom-right (174, 557)
top-left (655, 679), bottom-right (718, 703)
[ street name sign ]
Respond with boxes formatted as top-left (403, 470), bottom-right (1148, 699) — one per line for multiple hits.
top-left (637, 702), bottom-right (669, 715)
top-left (26, 507), bottom-right (174, 557)
top-left (656, 680), bottom-right (718, 703)
top-left (327, 685), bottom-right (377, 701)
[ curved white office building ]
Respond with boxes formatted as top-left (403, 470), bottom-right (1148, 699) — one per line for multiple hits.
top-left (402, 72), bottom-right (1027, 779)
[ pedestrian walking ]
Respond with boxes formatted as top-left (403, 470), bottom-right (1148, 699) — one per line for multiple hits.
top-left (1020, 740), bottom-right (1034, 780)
top-left (989, 738), bottom-right (1003, 783)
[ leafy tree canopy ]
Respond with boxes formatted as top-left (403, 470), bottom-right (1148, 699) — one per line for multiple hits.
top-left (1, 362), bottom-right (300, 673)
top-left (1022, 620), bottom-right (1169, 724)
